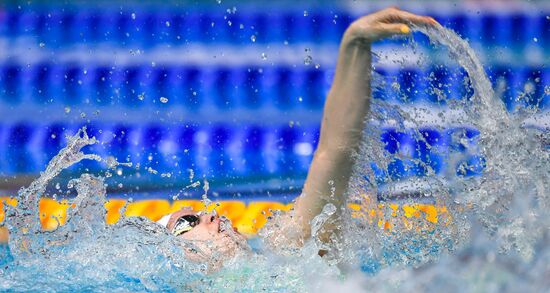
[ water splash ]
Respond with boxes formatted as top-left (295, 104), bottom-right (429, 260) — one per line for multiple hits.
top-left (1, 24), bottom-right (548, 291)
top-left (339, 24), bottom-right (549, 291)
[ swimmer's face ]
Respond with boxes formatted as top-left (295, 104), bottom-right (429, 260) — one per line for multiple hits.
top-left (166, 209), bottom-right (249, 268)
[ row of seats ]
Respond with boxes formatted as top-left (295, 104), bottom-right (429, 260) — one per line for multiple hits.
top-left (0, 122), bottom-right (486, 181)
top-left (1, 63), bottom-right (548, 110)
top-left (0, 8), bottom-right (548, 48)
top-left (0, 197), bottom-right (448, 234)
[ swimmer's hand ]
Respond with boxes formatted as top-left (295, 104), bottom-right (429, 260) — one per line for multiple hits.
top-left (344, 7), bottom-right (437, 43)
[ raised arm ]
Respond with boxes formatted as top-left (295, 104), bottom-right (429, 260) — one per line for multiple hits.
top-left (286, 8), bottom-right (437, 243)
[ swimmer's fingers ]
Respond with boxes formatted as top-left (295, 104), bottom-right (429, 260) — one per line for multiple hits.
top-left (380, 7), bottom-right (437, 27)
top-left (345, 20), bottom-right (413, 42)
top-left (346, 7), bottom-right (437, 42)
top-left (377, 23), bottom-right (412, 39)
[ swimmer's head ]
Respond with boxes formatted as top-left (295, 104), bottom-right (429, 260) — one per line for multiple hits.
top-left (164, 208), bottom-right (250, 270)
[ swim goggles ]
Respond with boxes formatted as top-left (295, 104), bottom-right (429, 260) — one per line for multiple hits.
top-left (172, 213), bottom-right (201, 236)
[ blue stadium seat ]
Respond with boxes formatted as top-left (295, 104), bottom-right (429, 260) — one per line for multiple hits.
top-left (274, 67), bottom-right (299, 110)
top-left (382, 129), bottom-right (418, 180)
top-left (244, 125), bottom-right (265, 174)
top-left (181, 66), bottom-right (203, 110)
top-left (19, 10), bottom-right (39, 37)
top-left (109, 124), bottom-right (133, 163)
top-left (6, 124), bottom-right (35, 173)
top-left (121, 66), bottom-right (143, 107)
top-left (399, 69), bottom-right (425, 103)
top-left (509, 14), bottom-right (530, 51)
top-left (293, 125), bottom-right (317, 173)
top-left (169, 13), bottom-right (187, 45)
top-left (63, 64), bottom-right (84, 105)
top-left (482, 14), bottom-right (508, 48)
top-left (93, 66), bottom-right (114, 106)
top-left (283, 12), bottom-right (311, 44)
top-left (540, 14), bottom-right (550, 48)
top-left (114, 11), bottom-right (134, 46)
top-left (1, 64), bottom-right (22, 105)
top-left (85, 11), bottom-right (116, 44)
top-left (176, 125), bottom-right (198, 171)
top-left (241, 67), bottom-right (263, 109)
top-left (277, 125), bottom-right (299, 175)
top-left (35, 10), bottom-right (64, 48)
top-left (213, 67), bottom-right (237, 110)
top-left (209, 125), bottom-right (232, 177)
top-left (31, 62), bottom-right (52, 104)
top-left (416, 128), bottom-right (446, 175)
top-left (427, 66), bottom-right (451, 104)
top-left (264, 12), bottom-right (285, 43)
top-left (42, 123), bottom-right (66, 166)
top-left (2, 10), bottom-right (21, 38)
top-left (141, 125), bottom-right (167, 170)
top-left (372, 68), bottom-right (390, 101)
top-left (180, 11), bottom-right (201, 43)
top-left (302, 68), bottom-right (326, 109)
top-left (151, 66), bottom-right (174, 107)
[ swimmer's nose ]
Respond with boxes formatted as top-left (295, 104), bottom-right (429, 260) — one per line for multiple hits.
top-left (199, 212), bottom-right (217, 223)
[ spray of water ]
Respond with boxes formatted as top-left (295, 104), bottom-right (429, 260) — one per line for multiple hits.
top-left (0, 24), bottom-right (548, 291)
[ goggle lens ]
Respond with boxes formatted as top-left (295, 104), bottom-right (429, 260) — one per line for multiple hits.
top-left (172, 214), bottom-right (200, 236)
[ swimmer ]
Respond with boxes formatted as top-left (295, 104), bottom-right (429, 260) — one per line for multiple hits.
top-left (156, 7), bottom-right (438, 269)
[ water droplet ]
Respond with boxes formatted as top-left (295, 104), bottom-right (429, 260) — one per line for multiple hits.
top-left (533, 37), bottom-right (538, 42)
top-left (165, 21), bottom-right (170, 27)
top-left (64, 106), bottom-right (71, 113)
top-left (315, 63), bottom-right (320, 69)
top-left (303, 10), bottom-right (308, 17)
top-left (51, 134), bottom-right (56, 139)
top-left (303, 55), bottom-right (313, 66)
top-left (250, 35), bottom-right (256, 42)
top-left (138, 92), bottom-right (145, 101)
top-left (131, 13), bottom-right (136, 20)
top-left (80, 112), bottom-right (86, 119)
top-left (39, 42), bottom-right (45, 48)
top-left (160, 96), bottom-right (168, 103)
top-left (261, 53), bottom-right (267, 60)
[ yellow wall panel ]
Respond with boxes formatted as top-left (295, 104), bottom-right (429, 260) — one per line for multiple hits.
top-left (0, 197), bottom-right (451, 236)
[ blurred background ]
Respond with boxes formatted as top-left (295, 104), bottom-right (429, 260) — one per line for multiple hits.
top-left (0, 0), bottom-right (547, 229)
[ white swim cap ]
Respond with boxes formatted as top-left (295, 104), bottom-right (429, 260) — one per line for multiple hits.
top-left (156, 214), bottom-right (171, 227)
